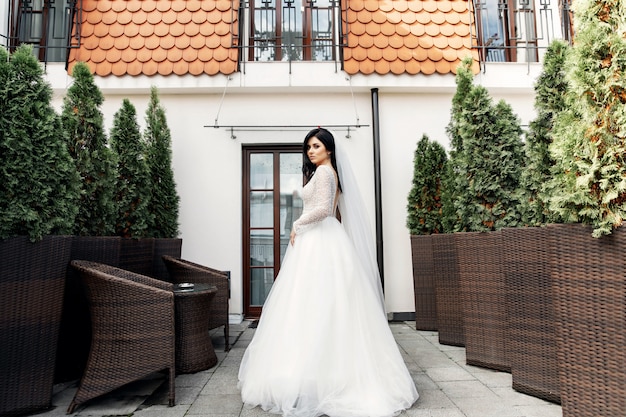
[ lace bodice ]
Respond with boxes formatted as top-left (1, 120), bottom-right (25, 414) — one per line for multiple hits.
top-left (293, 165), bottom-right (337, 234)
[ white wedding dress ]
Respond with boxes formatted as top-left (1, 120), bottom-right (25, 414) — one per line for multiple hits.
top-left (238, 165), bottom-right (419, 417)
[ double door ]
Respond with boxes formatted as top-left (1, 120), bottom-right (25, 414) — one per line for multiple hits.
top-left (242, 145), bottom-right (303, 318)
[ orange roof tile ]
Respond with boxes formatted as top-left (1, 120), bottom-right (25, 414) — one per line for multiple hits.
top-left (68, 0), bottom-right (240, 77)
top-left (69, 0), bottom-right (476, 78)
top-left (343, 0), bottom-right (478, 75)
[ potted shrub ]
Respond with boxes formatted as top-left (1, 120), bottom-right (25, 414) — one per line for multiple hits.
top-left (546, 1), bottom-right (626, 415)
top-left (63, 62), bottom-right (118, 238)
top-left (55, 61), bottom-right (122, 383)
top-left (111, 99), bottom-right (155, 275)
top-left (0, 45), bottom-right (79, 415)
top-left (501, 40), bottom-right (570, 403)
top-left (431, 57), bottom-right (477, 347)
top-left (406, 134), bottom-right (446, 331)
top-left (449, 57), bottom-right (525, 371)
top-left (144, 87), bottom-right (182, 281)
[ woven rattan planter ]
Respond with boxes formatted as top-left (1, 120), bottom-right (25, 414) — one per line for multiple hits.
top-left (456, 231), bottom-right (510, 372)
top-left (548, 224), bottom-right (626, 417)
top-left (0, 235), bottom-right (72, 416)
top-left (432, 233), bottom-right (464, 346)
top-left (120, 237), bottom-right (155, 276)
top-left (502, 227), bottom-right (560, 403)
top-left (152, 237), bottom-right (183, 282)
top-left (410, 235), bottom-right (437, 331)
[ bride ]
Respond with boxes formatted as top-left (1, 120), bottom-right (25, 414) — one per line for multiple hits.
top-left (238, 127), bottom-right (419, 417)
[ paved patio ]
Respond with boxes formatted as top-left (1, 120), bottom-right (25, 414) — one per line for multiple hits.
top-left (41, 321), bottom-right (562, 417)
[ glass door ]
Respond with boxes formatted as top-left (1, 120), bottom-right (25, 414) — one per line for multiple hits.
top-left (243, 145), bottom-right (303, 318)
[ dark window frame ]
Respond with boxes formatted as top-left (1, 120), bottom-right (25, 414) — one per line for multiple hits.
top-left (6, 0), bottom-right (81, 65)
top-left (247, 0), bottom-right (338, 62)
top-left (242, 144), bottom-right (303, 318)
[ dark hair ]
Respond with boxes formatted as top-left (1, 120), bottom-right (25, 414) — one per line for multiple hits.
top-left (302, 127), bottom-right (342, 191)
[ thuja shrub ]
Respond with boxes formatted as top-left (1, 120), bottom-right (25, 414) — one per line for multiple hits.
top-left (62, 62), bottom-right (117, 236)
top-left (447, 58), bottom-right (525, 232)
top-left (0, 45), bottom-right (79, 241)
top-left (110, 99), bottom-right (151, 238)
top-left (406, 134), bottom-right (447, 235)
top-left (548, 0), bottom-right (626, 237)
top-left (144, 86), bottom-right (180, 238)
top-left (520, 40), bottom-right (570, 226)
top-left (441, 56), bottom-right (474, 232)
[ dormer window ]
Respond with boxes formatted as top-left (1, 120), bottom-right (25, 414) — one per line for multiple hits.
top-left (471, 0), bottom-right (574, 64)
top-left (6, 0), bottom-right (79, 64)
top-left (248, 0), bottom-right (339, 62)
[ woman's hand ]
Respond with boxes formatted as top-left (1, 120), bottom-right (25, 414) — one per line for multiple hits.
top-left (290, 229), bottom-right (296, 246)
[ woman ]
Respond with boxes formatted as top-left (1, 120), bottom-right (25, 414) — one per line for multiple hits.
top-left (238, 128), bottom-right (418, 417)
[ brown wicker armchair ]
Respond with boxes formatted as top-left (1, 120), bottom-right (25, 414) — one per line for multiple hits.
top-left (67, 261), bottom-right (176, 414)
top-left (162, 255), bottom-right (230, 351)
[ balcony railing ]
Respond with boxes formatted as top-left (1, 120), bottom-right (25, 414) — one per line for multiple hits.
top-left (470, 0), bottom-right (574, 66)
top-left (3, 0), bottom-right (82, 66)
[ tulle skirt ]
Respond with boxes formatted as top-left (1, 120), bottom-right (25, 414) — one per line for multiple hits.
top-left (238, 217), bottom-right (419, 417)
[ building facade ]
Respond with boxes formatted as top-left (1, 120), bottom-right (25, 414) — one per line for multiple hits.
top-left (1, 0), bottom-right (573, 322)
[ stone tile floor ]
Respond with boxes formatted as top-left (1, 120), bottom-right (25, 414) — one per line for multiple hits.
top-left (37, 321), bottom-right (562, 417)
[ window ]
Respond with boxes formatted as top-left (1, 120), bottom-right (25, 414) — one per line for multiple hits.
top-left (472, 0), bottom-right (574, 64)
top-left (473, 0), bottom-right (532, 62)
top-left (248, 0), bottom-right (338, 62)
top-left (7, 0), bottom-right (78, 63)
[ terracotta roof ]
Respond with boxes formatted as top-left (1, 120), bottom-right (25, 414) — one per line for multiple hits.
top-left (68, 0), bottom-right (477, 77)
top-left (68, 0), bottom-right (240, 77)
top-left (342, 0), bottom-right (478, 75)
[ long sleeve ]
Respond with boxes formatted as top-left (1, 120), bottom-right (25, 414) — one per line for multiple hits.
top-left (293, 165), bottom-right (336, 234)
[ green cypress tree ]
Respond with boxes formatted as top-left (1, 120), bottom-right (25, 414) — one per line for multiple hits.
top-left (61, 62), bottom-right (117, 236)
top-left (520, 40), bottom-right (570, 226)
top-left (110, 99), bottom-right (151, 238)
top-left (144, 87), bottom-right (180, 238)
top-left (0, 47), bottom-right (8, 79)
top-left (406, 134), bottom-right (447, 235)
top-left (450, 59), bottom-right (525, 231)
top-left (0, 45), bottom-right (80, 241)
top-left (442, 57), bottom-right (474, 232)
top-left (548, 0), bottom-right (626, 237)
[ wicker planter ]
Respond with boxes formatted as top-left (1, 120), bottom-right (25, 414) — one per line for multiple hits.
top-left (120, 237), bottom-right (155, 276)
top-left (502, 227), bottom-right (560, 403)
top-left (456, 231), bottom-right (510, 372)
top-left (152, 238), bottom-right (183, 282)
top-left (0, 235), bottom-right (72, 416)
top-left (431, 233), bottom-right (464, 346)
top-left (55, 236), bottom-right (122, 383)
top-left (548, 224), bottom-right (626, 417)
top-left (410, 235), bottom-right (437, 331)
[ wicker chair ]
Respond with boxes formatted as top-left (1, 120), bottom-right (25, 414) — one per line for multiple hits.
top-left (162, 255), bottom-right (230, 351)
top-left (67, 261), bottom-right (176, 413)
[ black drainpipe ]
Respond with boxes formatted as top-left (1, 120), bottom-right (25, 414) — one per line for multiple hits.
top-left (370, 88), bottom-right (384, 290)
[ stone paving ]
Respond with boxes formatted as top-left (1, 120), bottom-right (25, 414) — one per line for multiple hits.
top-left (39, 321), bottom-right (562, 417)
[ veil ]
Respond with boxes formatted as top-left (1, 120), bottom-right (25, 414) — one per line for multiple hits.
top-left (335, 140), bottom-right (386, 312)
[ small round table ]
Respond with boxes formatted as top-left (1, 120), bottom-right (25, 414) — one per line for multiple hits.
top-left (173, 283), bottom-right (218, 373)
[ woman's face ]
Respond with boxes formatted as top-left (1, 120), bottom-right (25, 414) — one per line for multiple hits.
top-left (306, 137), bottom-right (330, 167)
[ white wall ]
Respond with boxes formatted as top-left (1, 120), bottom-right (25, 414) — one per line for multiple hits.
top-left (42, 60), bottom-right (541, 319)
top-left (0, 0), bottom-right (554, 320)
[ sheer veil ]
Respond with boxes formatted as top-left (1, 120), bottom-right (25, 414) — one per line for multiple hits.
top-left (334, 140), bottom-right (386, 312)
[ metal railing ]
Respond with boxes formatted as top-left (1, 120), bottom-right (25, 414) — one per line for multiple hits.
top-left (2, 0), bottom-right (81, 66)
top-left (232, 0), bottom-right (346, 73)
top-left (470, 0), bottom-right (573, 67)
